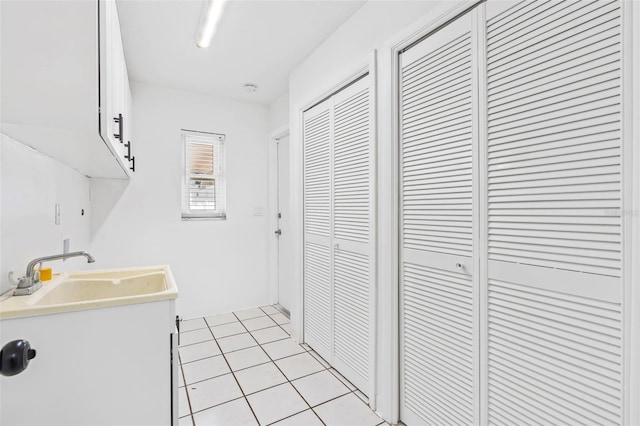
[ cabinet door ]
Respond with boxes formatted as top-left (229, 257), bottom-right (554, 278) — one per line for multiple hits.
top-left (303, 98), bottom-right (333, 361)
top-left (331, 75), bottom-right (374, 393)
top-left (99, 0), bottom-right (130, 173)
top-left (123, 61), bottom-right (134, 169)
top-left (110, 0), bottom-right (126, 150)
top-left (484, 1), bottom-right (624, 424)
top-left (399, 9), bottom-right (479, 425)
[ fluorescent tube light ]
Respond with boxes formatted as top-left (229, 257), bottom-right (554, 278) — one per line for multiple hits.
top-left (195, 0), bottom-right (228, 48)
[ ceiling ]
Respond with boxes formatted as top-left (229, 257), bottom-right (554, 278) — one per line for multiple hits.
top-left (117, 0), bottom-right (366, 105)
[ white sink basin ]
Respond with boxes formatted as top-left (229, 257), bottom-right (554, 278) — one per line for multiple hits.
top-left (34, 273), bottom-right (167, 306)
top-left (0, 265), bottom-right (178, 319)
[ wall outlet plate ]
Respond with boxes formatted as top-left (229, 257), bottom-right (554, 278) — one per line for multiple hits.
top-left (62, 236), bottom-right (70, 261)
top-left (54, 203), bottom-right (61, 225)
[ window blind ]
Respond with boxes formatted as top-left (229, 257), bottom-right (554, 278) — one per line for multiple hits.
top-left (182, 130), bottom-right (226, 219)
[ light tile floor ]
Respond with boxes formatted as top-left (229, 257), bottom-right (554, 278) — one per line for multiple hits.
top-left (178, 305), bottom-right (387, 426)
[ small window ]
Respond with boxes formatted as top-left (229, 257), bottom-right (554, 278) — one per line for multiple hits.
top-left (182, 130), bottom-right (226, 220)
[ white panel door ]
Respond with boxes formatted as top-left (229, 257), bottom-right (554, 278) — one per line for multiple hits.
top-left (277, 135), bottom-right (293, 312)
top-left (399, 9), bottom-right (479, 425)
top-left (303, 99), bottom-right (333, 361)
top-left (484, 0), bottom-right (624, 424)
top-left (331, 75), bottom-right (374, 393)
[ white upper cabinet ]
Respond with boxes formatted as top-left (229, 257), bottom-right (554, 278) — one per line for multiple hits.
top-left (0, 0), bottom-right (133, 178)
top-left (100, 0), bottom-right (135, 174)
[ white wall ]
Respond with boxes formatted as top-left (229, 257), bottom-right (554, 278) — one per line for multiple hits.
top-left (0, 134), bottom-right (92, 296)
top-left (90, 82), bottom-right (271, 319)
top-left (287, 0), bottom-right (455, 421)
top-left (268, 91), bottom-right (289, 133)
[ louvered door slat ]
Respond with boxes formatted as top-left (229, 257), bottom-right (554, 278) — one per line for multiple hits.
top-left (304, 241), bottom-right (331, 353)
top-left (303, 106), bottom-right (331, 238)
top-left (400, 9), bottom-right (477, 425)
top-left (333, 249), bottom-right (369, 381)
top-left (485, 1), bottom-right (623, 424)
top-left (489, 1), bottom-right (616, 62)
top-left (487, 0), bottom-right (621, 278)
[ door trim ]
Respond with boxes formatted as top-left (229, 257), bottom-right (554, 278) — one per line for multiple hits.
top-left (268, 125), bottom-right (289, 306)
top-left (623, 2), bottom-right (640, 424)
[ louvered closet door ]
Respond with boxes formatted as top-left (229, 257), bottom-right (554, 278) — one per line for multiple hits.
top-left (485, 1), bottom-right (624, 424)
top-left (303, 99), bottom-right (333, 360)
top-left (331, 75), bottom-right (374, 393)
top-left (399, 10), bottom-right (479, 425)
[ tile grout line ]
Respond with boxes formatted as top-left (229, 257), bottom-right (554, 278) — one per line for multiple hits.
top-left (264, 408), bottom-right (316, 426)
top-left (232, 310), bottom-right (326, 426)
top-left (181, 342), bottom-right (321, 386)
top-left (182, 311), bottom-right (291, 347)
top-left (257, 305), bottom-right (292, 336)
top-left (230, 310), bottom-right (280, 425)
top-left (180, 352), bottom-right (374, 422)
top-left (178, 358), bottom-right (195, 425)
top-left (178, 323), bottom-right (198, 426)
top-left (260, 306), bottom-right (294, 338)
top-left (180, 334), bottom-right (252, 417)
top-left (242, 364), bottom-right (332, 398)
top-left (203, 314), bottom-right (262, 426)
top-left (180, 307), bottom-right (382, 425)
top-left (257, 306), bottom-right (365, 424)
top-left (193, 359), bottom-right (332, 401)
top-left (187, 395), bottom-right (247, 418)
top-left (179, 313), bottom-right (300, 421)
top-left (299, 343), bottom-right (384, 423)
top-left (180, 352), bottom-right (232, 366)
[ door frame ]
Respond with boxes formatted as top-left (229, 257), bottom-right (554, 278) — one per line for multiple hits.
top-left (623, 2), bottom-right (640, 425)
top-left (268, 124), bottom-right (290, 307)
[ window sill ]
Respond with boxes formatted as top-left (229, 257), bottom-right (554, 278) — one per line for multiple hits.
top-left (181, 214), bottom-right (227, 221)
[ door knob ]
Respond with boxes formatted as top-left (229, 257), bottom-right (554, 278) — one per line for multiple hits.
top-left (455, 263), bottom-right (464, 271)
top-left (1, 340), bottom-right (36, 377)
top-left (274, 229), bottom-right (282, 236)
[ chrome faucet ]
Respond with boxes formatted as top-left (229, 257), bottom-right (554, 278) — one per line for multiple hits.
top-left (12, 251), bottom-right (96, 296)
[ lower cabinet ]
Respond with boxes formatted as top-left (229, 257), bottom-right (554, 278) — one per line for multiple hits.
top-left (0, 300), bottom-right (176, 425)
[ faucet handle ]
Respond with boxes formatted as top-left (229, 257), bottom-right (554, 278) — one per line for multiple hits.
top-left (8, 272), bottom-right (26, 287)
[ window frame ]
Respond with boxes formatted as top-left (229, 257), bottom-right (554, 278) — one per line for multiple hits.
top-left (181, 129), bottom-right (227, 220)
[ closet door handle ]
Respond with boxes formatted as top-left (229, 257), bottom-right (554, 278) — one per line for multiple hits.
top-left (129, 156), bottom-right (135, 172)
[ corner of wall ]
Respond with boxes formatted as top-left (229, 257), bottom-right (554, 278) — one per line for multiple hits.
top-left (0, 133), bottom-right (93, 295)
top-left (268, 91), bottom-right (290, 134)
